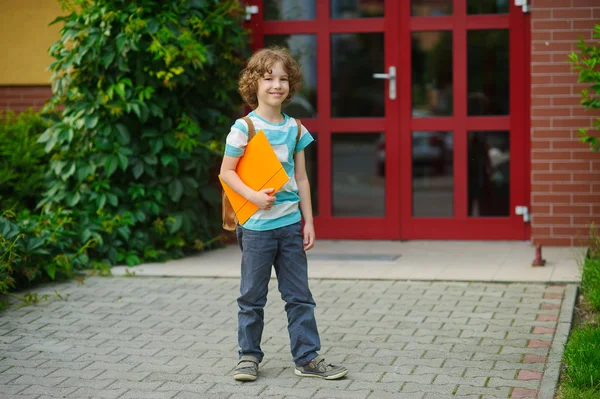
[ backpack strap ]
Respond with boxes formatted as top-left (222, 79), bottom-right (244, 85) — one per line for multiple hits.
top-left (242, 116), bottom-right (256, 141)
top-left (295, 119), bottom-right (302, 151)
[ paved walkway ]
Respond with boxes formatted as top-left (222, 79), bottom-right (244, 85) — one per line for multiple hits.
top-left (1, 276), bottom-right (577, 399)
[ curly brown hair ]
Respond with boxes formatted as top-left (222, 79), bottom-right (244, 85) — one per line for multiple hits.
top-left (238, 46), bottom-right (302, 109)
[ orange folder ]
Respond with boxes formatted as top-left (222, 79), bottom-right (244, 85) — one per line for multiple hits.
top-left (219, 130), bottom-right (290, 226)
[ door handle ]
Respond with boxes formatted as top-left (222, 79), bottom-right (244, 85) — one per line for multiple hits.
top-left (372, 66), bottom-right (396, 100)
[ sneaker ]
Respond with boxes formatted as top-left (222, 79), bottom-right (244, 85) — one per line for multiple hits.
top-left (233, 355), bottom-right (259, 381)
top-left (294, 356), bottom-right (348, 380)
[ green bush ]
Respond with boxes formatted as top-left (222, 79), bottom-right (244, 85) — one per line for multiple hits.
top-left (0, 208), bottom-right (93, 296)
top-left (568, 24), bottom-right (600, 152)
top-left (38, 0), bottom-right (248, 266)
top-left (0, 110), bottom-right (52, 212)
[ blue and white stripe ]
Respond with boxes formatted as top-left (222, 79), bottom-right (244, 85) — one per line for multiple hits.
top-left (224, 111), bottom-right (314, 231)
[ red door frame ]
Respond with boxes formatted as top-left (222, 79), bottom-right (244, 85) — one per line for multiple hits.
top-left (244, 0), bottom-right (530, 241)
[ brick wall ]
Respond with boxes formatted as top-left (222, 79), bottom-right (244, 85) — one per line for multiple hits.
top-left (0, 86), bottom-right (52, 113)
top-left (530, 0), bottom-right (600, 246)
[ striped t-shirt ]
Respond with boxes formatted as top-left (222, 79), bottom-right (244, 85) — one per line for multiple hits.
top-left (224, 111), bottom-right (314, 231)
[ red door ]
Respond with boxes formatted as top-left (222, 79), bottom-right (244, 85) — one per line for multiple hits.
top-left (245, 0), bottom-right (529, 241)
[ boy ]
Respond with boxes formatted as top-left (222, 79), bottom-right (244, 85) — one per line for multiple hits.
top-left (220, 46), bottom-right (348, 382)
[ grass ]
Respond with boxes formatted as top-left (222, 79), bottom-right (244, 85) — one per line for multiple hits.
top-left (557, 226), bottom-right (600, 399)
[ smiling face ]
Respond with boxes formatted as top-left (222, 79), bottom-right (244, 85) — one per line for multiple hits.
top-left (256, 61), bottom-right (290, 111)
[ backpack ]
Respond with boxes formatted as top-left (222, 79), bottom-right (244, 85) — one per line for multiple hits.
top-left (222, 116), bottom-right (303, 231)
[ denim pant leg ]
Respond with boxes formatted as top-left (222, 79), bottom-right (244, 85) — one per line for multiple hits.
top-left (273, 222), bottom-right (321, 366)
top-left (237, 226), bottom-right (278, 362)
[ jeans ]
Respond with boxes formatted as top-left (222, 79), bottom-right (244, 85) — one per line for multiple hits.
top-left (236, 222), bottom-right (321, 366)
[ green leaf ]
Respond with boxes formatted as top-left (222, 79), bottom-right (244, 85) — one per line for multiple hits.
top-left (116, 33), bottom-right (127, 53)
top-left (115, 123), bottom-right (130, 145)
top-left (160, 154), bottom-right (176, 167)
top-left (150, 139), bottom-right (164, 154)
top-left (102, 52), bottom-right (115, 68)
top-left (76, 163), bottom-right (94, 181)
top-left (168, 214), bottom-right (183, 234)
top-left (115, 83), bottom-right (126, 99)
top-left (105, 155), bottom-right (118, 177)
top-left (62, 162), bottom-right (76, 181)
top-left (132, 161), bottom-right (144, 179)
top-left (106, 193), bottom-right (118, 207)
top-left (117, 153), bottom-right (129, 171)
top-left (97, 194), bottom-right (107, 209)
top-left (143, 154), bottom-right (158, 165)
top-left (84, 115), bottom-right (99, 129)
top-left (46, 263), bottom-right (57, 280)
top-left (67, 191), bottom-right (81, 206)
top-left (168, 179), bottom-right (183, 202)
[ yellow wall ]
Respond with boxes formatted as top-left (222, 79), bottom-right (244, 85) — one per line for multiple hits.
top-left (0, 0), bottom-right (63, 85)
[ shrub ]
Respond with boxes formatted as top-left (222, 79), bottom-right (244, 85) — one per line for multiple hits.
top-left (568, 24), bottom-right (600, 152)
top-left (0, 208), bottom-right (94, 296)
top-left (38, 0), bottom-right (248, 266)
top-left (0, 110), bottom-right (52, 212)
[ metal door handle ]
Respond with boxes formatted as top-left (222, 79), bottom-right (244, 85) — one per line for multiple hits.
top-left (372, 66), bottom-right (396, 100)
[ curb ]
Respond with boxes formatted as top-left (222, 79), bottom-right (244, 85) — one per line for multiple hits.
top-left (537, 283), bottom-right (578, 399)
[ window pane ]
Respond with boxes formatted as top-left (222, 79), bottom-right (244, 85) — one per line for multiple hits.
top-left (264, 0), bottom-right (316, 20)
top-left (331, 0), bottom-right (384, 18)
top-left (304, 132), bottom-right (318, 216)
top-left (264, 35), bottom-right (317, 118)
top-left (411, 0), bottom-right (452, 16)
top-left (332, 134), bottom-right (385, 217)
top-left (467, 30), bottom-right (509, 116)
top-left (468, 132), bottom-right (510, 217)
top-left (412, 132), bottom-right (453, 217)
top-left (468, 0), bottom-right (509, 14)
top-left (412, 31), bottom-right (453, 117)
top-left (331, 33), bottom-right (384, 117)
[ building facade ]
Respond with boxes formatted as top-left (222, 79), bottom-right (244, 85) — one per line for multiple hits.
top-left (1, 0), bottom-right (599, 245)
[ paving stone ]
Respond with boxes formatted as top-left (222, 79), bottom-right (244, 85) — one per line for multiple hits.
top-left (18, 385), bottom-right (78, 397)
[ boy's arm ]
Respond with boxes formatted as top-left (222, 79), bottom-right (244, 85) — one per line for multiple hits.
top-left (294, 150), bottom-right (315, 250)
top-left (220, 155), bottom-right (275, 210)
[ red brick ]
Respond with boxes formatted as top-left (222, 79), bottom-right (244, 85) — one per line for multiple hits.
top-left (534, 237), bottom-right (572, 246)
top-left (532, 194), bottom-right (571, 204)
top-left (531, 118), bottom-right (552, 128)
top-left (532, 227), bottom-right (551, 236)
top-left (532, 129), bottom-right (572, 139)
top-left (572, 0), bottom-right (600, 8)
top-left (553, 117), bottom-right (595, 128)
top-left (528, 339), bottom-right (552, 348)
top-left (532, 172), bottom-right (571, 182)
top-left (532, 216), bottom-right (571, 225)
top-left (518, 370), bottom-right (544, 380)
top-left (531, 53), bottom-right (552, 63)
top-left (533, 85), bottom-right (572, 96)
top-left (531, 96), bottom-right (552, 107)
top-left (573, 216), bottom-right (600, 225)
top-left (554, 226), bottom-right (589, 236)
top-left (533, 326), bottom-right (556, 334)
top-left (543, 292), bottom-right (564, 299)
top-left (551, 161), bottom-right (590, 172)
top-left (556, 9), bottom-right (593, 19)
top-left (533, 41), bottom-right (578, 53)
top-left (532, 163), bottom-right (551, 172)
top-left (553, 30), bottom-right (596, 41)
top-left (573, 194), bottom-right (600, 203)
top-left (573, 20), bottom-right (600, 30)
top-left (552, 183), bottom-right (591, 192)
top-left (523, 354), bottom-right (547, 364)
top-left (531, 204), bottom-right (551, 214)
top-left (554, 205), bottom-right (591, 214)
top-left (541, 303), bottom-right (561, 310)
top-left (576, 151), bottom-right (600, 160)
top-left (532, 151), bottom-right (571, 160)
top-left (536, 314), bottom-right (558, 322)
top-left (573, 172), bottom-right (600, 182)
top-left (532, 107), bottom-right (572, 117)
top-left (533, 20), bottom-right (571, 31)
top-left (511, 388), bottom-right (538, 398)
top-left (532, 63), bottom-right (573, 75)
top-left (552, 96), bottom-right (583, 106)
top-left (552, 140), bottom-right (590, 150)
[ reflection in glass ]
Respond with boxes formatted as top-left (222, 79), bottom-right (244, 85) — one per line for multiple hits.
top-left (304, 132), bottom-right (318, 216)
top-left (331, 33), bottom-right (384, 117)
top-left (331, 0), bottom-right (384, 18)
top-left (468, 131), bottom-right (510, 217)
top-left (264, 0), bottom-right (316, 20)
top-left (468, 30), bottom-right (509, 116)
top-left (332, 134), bottom-right (385, 217)
top-left (411, 0), bottom-right (452, 16)
top-left (412, 31), bottom-right (453, 117)
top-left (264, 35), bottom-right (317, 118)
top-left (468, 0), bottom-right (509, 14)
top-left (412, 132), bottom-right (453, 217)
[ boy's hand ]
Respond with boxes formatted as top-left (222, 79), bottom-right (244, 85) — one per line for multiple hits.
top-left (303, 223), bottom-right (315, 251)
top-left (252, 188), bottom-right (277, 210)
